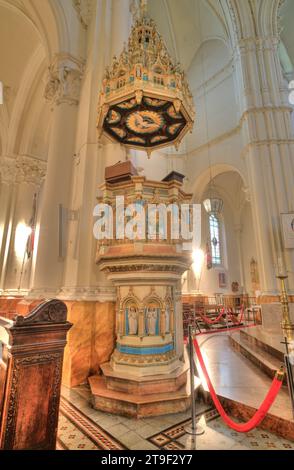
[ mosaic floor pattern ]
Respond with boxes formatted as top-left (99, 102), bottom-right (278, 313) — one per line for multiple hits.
top-left (58, 385), bottom-right (294, 451)
top-left (57, 397), bottom-right (126, 450)
top-left (148, 410), bottom-right (294, 451)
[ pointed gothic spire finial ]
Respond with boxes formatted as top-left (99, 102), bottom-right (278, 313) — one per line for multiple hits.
top-left (139, 0), bottom-right (148, 18)
top-left (130, 0), bottom-right (147, 21)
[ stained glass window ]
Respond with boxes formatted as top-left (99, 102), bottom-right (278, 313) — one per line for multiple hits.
top-left (209, 214), bottom-right (221, 265)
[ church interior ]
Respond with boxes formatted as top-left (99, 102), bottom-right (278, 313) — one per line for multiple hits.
top-left (0, 0), bottom-right (294, 452)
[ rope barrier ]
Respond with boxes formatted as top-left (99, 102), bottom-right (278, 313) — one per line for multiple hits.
top-left (192, 337), bottom-right (284, 432)
top-left (197, 305), bottom-right (245, 327)
top-left (227, 305), bottom-right (245, 325)
top-left (198, 308), bottom-right (226, 325)
top-left (194, 323), bottom-right (256, 337)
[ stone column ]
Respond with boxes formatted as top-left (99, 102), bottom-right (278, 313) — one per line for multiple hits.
top-left (0, 157), bottom-right (18, 294)
top-left (234, 223), bottom-right (246, 293)
top-left (228, 3), bottom-right (294, 294)
top-left (0, 156), bottom-right (46, 295)
top-left (29, 54), bottom-right (84, 298)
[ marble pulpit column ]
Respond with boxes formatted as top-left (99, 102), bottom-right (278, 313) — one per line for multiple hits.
top-left (29, 54), bottom-right (84, 298)
top-left (226, 0), bottom-right (294, 294)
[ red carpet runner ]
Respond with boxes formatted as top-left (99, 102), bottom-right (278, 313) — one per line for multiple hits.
top-left (193, 337), bottom-right (284, 433)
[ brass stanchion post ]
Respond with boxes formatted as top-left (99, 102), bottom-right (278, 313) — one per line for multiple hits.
top-left (277, 275), bottom-right (294, 418)
top-left (184, 325), bottom-right (205, 436)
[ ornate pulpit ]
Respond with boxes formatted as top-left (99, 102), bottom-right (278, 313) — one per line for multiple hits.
top-left (89, 171), bottom-right (195, 417)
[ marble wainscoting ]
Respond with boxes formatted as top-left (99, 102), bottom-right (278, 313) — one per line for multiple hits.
top-left (62, 301), bottom-right (116, 387)
top-left (261, 303), bottom-right (294, 330)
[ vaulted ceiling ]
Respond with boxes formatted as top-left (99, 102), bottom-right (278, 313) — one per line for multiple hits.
top-left (148, 0), bottom-right (228, 72)
top-left (0, 0), bottom-right (292, 161)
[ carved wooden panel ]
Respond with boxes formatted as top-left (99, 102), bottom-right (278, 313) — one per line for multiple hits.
top-left (0, 299), bottom-right (71, 450)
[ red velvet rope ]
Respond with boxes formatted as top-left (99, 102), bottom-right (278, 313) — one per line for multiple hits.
top-left (198, 306), bottom-right (245, 326)
top-left (227, 305), bottom-right (245, 325)
top-left (198, 308), bottom-right (226, 325)
top-left (195, 323), bottom-right (256, 337)
top-left (192, 337), bottom-right (284, 432)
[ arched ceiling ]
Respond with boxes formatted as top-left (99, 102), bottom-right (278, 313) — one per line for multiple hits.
top-left (202, 171), bottom-right (247, 216)
top-left (147, 0), bottom-right (228, 72)
top-left (0, 0), bottom-right (83, 160)
top-left (146, 0), bottom-right (233, 155)
top-left (0, 3), bottom-right (40, 102)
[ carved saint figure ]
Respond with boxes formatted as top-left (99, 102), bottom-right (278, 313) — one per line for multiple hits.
top-left (146, 306), bottom-right (158, 336)
top-left (127, 305), bottom-right (138, 335)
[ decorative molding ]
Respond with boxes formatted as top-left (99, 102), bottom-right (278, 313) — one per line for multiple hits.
top-left (28, 287), bottom-right (61, 299)
top-left (44, 53), bottom-right (84, 106)
top-left (72, 0), bottom-right (93, 29)
top-left (185, 104), bottom-right (293, 158)
top-left (0, 155), bottom-right (46, 186)
top-left (277, 0), bottom-right (286, 36)
top-left (236, 35), bottom-right (280, 54)
top-left (187, 125), bottom-right (241, 156)
top-left (58, 285), bottom-right (116, 302)
top-left (241, 138), bottom-right (294, 158)
top-left (240, 105), bottom-right (293, 125)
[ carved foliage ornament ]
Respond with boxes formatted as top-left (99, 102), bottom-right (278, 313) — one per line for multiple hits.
top-left (14, 299), bottom-right (67, 326)
top-left (0, 156), bottom-right (46, 185)
top-left (44, 54), bottom-right (84, 106)
top-left (72, 0), bottom-right (92, 29)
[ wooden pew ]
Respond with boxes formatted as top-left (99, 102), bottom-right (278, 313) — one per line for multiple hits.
top-left (0, 299), bottom-right (72, 450)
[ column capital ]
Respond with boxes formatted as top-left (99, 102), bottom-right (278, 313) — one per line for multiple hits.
top-left (44, 53), bottom-right (85, 106)
top-left (0, 155), bottom-right (47, 186)
top-left (0, 156), bottom-right (18, 184)
top-left (72, 0), bottom-right (93, 29)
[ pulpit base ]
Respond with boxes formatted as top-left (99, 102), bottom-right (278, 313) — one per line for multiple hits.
top-left (88, 360), bottom-right (200, 418)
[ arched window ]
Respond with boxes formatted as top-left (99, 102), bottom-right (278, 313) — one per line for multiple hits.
top-left (209, 214), bottom-right (222, 266)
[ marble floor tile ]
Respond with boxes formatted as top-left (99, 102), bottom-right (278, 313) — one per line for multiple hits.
top-left (129, 439), bottom-right (158, 450)
top-left (106, 423), bottom-right (132, 438)
top-left (117, 431), bottom-right (144, 448)
top-left (136, 423), bottom-right (157, 438)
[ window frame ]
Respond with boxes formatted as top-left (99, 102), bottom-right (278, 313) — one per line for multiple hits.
top-left (209, 214), bottom-right (222, 267)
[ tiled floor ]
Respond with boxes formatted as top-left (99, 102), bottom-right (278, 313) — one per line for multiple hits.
top-left (58, 383), bottom-right (294, 450)
top-left (149, 411), bottom-right (294, 450)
